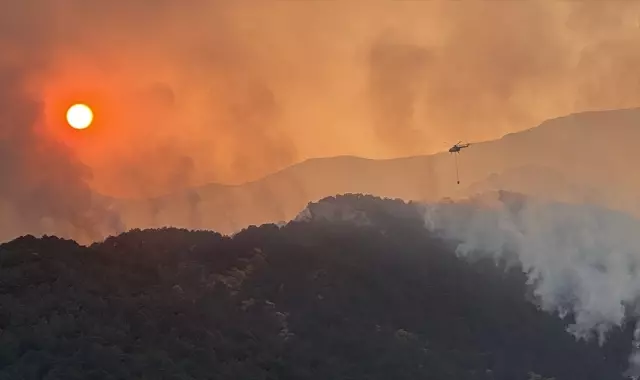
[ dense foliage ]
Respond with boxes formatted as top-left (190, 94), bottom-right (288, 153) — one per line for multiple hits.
top-left (0, 194), bottom-right (633, 379)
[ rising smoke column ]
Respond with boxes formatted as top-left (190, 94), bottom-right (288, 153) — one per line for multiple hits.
top-left (421, 191), bottom-right (640, 375)
top-left (368, 37), bottom-right (430, 155)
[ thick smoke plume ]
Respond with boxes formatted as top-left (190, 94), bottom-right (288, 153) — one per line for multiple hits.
top-left (421, 191), bottom-right (640, 375)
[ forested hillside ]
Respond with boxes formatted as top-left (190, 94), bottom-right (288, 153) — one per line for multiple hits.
top-left (0, 194), bottom-right (633, 379)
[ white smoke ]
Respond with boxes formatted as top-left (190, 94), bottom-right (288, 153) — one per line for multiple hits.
top-left (421, 190), bottom-right (640, 374)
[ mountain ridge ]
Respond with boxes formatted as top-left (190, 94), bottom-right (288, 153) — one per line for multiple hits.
top-left (103, 107), bottom-right (640, 239)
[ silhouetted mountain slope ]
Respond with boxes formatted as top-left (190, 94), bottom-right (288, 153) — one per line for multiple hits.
top-left (107, 107), bottom-right (640, 237)
top-left (0, 194), bottom-right (632, 379)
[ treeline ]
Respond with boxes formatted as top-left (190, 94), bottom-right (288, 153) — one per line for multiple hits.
top-left (0, 194), bottom-right (633, 379)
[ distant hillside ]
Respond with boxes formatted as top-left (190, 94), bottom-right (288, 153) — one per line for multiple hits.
top-left (0, 194), bottom-right (633, 379)
top-left (461, 164), bottom-right (602, 205)
top-left (109, 107), bottom-right (640, 236)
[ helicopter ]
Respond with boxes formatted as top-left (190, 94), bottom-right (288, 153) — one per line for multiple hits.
top-left (448, 141), bottom-right (471, 184)
top-left (448, 141), bottom-right (471, 154)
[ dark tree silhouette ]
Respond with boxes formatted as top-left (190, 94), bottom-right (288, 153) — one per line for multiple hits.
top-left (0, 194), bottom-right (632, 379)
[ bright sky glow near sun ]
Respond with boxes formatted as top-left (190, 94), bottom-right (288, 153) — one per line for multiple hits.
top-left (66, 104), bottom-right (93, 130)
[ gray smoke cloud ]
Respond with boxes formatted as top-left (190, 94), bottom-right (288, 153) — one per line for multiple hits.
top-left (421, 191), bottom-right (640, 375)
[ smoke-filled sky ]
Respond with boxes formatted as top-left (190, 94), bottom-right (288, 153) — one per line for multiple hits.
top-left (3, 0), bottom-right (640, 199)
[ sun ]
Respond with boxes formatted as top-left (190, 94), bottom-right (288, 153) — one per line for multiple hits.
top-left (66, 103), bottom-right (94, 130)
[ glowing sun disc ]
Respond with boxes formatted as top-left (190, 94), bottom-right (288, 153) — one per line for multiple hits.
top-left (66, 103), bottom-right (93, 129)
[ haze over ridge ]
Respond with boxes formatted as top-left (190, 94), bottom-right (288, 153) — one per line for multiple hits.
top-left (3, 1), bottom-right (640, 241)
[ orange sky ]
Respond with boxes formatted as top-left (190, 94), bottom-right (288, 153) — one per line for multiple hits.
top-left (4, 1), bottom-right (640, 198)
